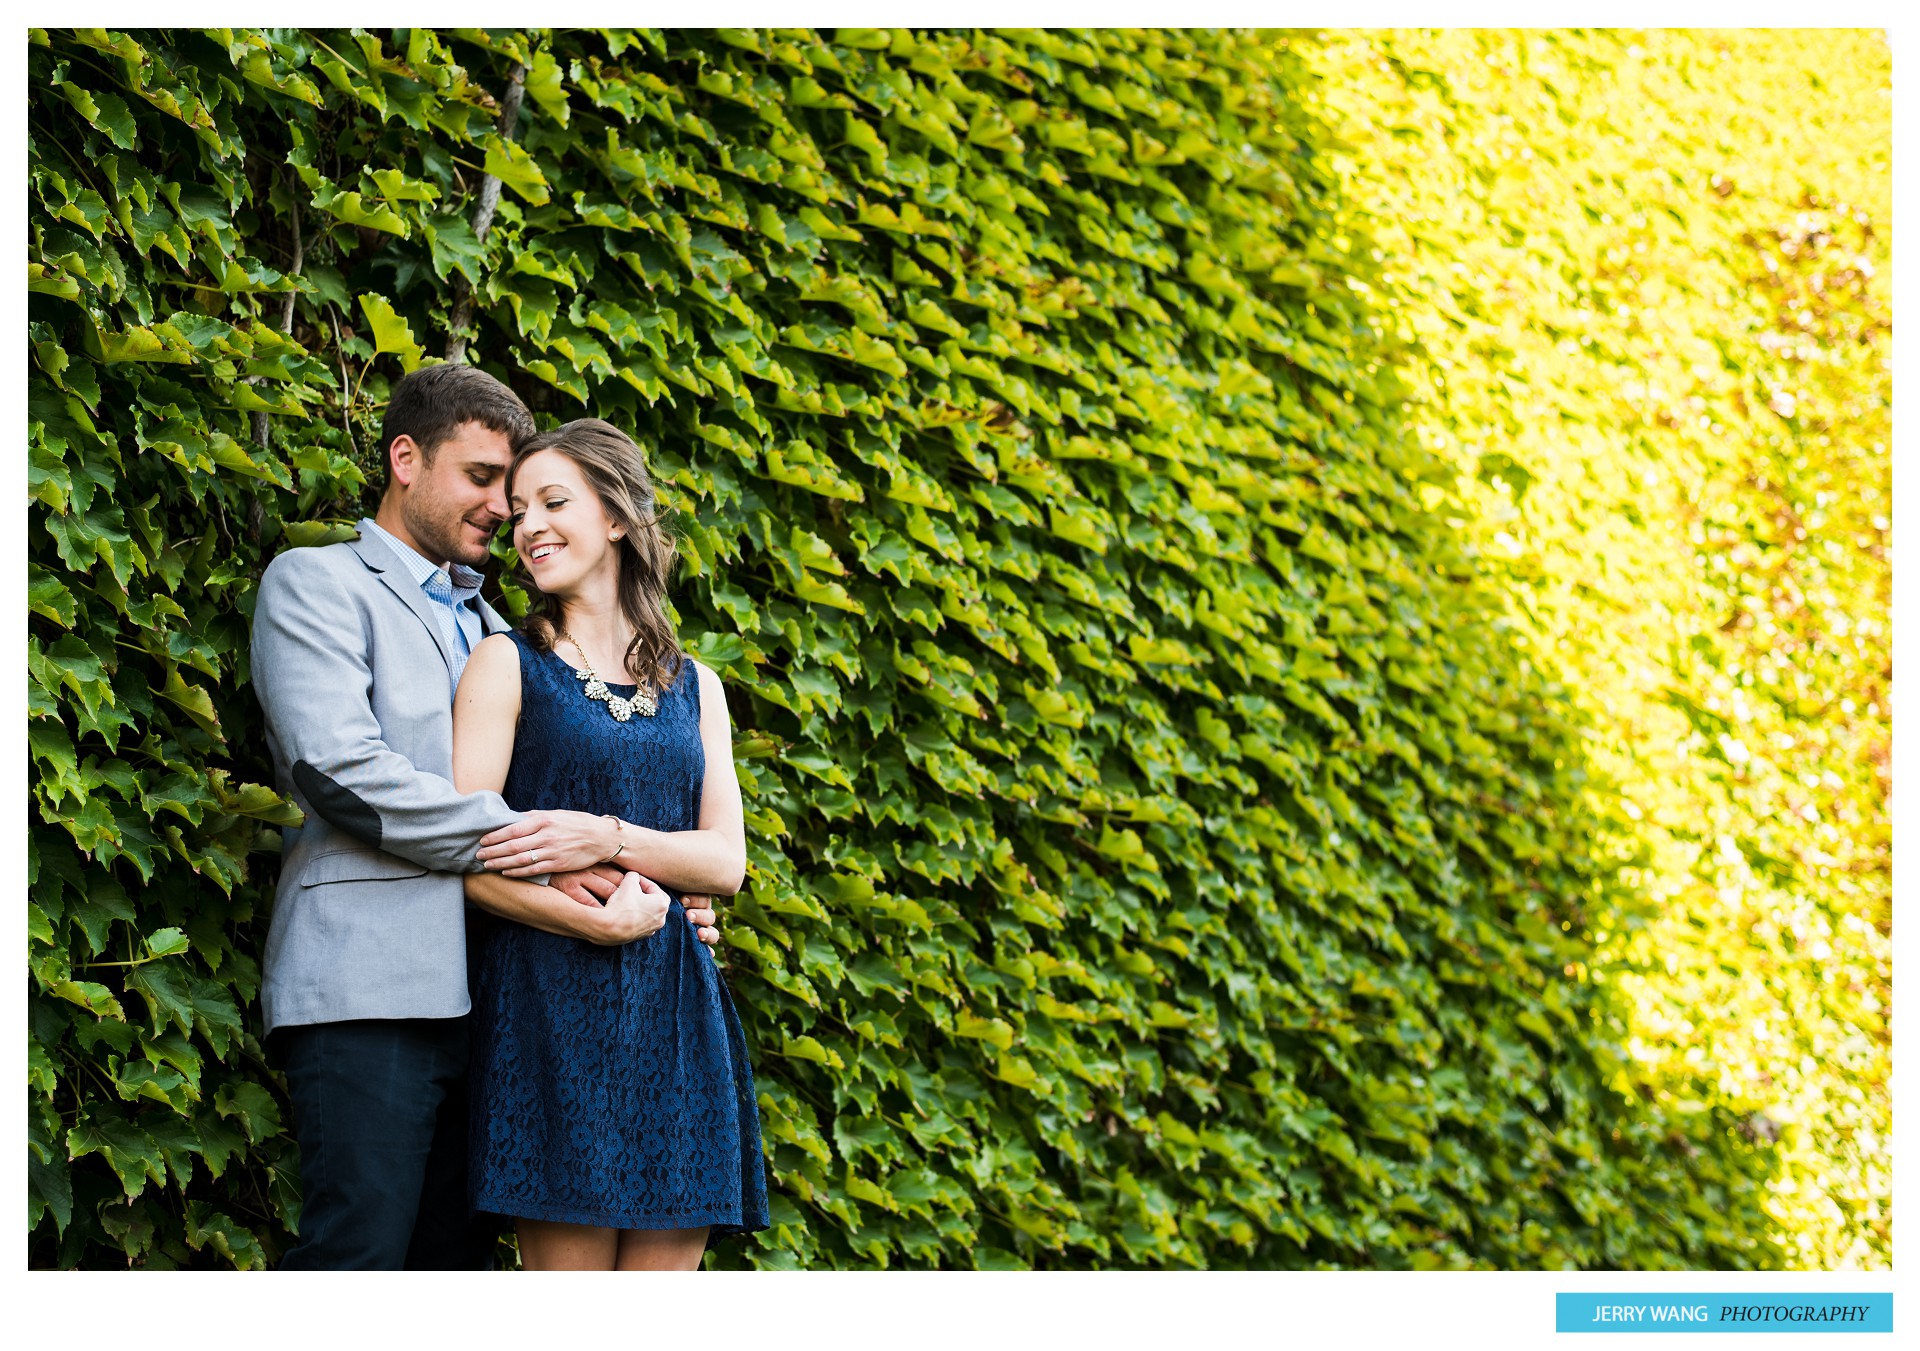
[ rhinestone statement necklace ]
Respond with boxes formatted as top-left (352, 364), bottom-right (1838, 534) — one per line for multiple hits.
top-left (556, 631), bottom-right (657, 721)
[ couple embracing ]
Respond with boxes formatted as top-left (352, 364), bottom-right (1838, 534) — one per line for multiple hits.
top-left (252, 364), bottom-right (768, 1269)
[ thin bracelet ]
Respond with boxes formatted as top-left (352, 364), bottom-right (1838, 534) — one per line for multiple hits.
top-left (599, 814), bottom-right (627, 864)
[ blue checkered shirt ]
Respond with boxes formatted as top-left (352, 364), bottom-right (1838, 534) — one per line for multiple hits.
top-left (360, 517), bottom-right (485, 697)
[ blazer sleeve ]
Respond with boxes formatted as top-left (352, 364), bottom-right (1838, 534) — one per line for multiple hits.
top-left (250, 549), bottom-right (519, 874)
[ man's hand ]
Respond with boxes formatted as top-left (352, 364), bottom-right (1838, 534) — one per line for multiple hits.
top-left (683, 895), bottom-right (720, 948)
top-left (477, 810), bottom-right (619, 875)
top-left (582, 871), bottom-right (670, 946)
top-left (551, 865), bottom-right (623, 908)
top-left (560, 868), bottom-right (719, 947)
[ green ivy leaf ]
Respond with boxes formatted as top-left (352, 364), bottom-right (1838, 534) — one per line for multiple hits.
top-left (356, 293), bottom-right (426, 372)
top-left (56, 81), bottom-right (138, 149)
top-left (483, 134), bottom-right (551, 205)
top-left (523, 47), bottom-right (571, 127)
top-left (311, 184), bottom-right (409, 236)
top-left (68, 1109), bottom-right (166, 1200)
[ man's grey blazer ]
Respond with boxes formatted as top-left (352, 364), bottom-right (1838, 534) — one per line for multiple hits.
top-left (251, 528), bottom-right (520, 1035)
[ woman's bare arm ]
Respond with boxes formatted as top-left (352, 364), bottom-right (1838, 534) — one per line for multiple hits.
top-left (477, 660), bottom-right (748, 895)
top-left (453, 634), bottom-right (666, 943)
top-left (452, 634), bottom-right (524, 801)
top-left (610, 660), bottom-right (747, 893)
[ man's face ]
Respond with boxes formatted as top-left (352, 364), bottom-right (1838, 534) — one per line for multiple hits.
top-left (395, 421), bottom-right (513, 568)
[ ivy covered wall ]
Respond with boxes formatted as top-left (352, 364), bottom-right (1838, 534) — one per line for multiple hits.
top-left (27, 27), bottom-right (1889, 1269)
top-left (1315, 30), bottom-right (1892, 1268)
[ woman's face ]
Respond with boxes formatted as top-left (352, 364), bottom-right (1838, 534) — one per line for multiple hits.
top-left (508, 448), bottom-right (622, 597)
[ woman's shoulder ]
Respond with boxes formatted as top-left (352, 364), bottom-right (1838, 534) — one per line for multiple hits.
top-left (673, 653), bottom-right (711, 688)
top-left (476, 630), bottom-right (527, 661)
top-left (492, 624), bottom-right (561, 663)
top-left (680, 655), bottom-right (729, 713)
top-left (453, 631), bottom-right (525, 711)
top-left (496, 626), bottom-right (570, 684)
top-left (467, 631), bottom-right (526, 674)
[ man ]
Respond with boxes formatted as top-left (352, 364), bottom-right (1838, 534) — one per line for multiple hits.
top-left (251, 363), bottom-right (720, 1269)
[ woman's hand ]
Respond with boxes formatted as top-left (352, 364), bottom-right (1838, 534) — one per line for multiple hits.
top-left (477, 809), bottom-right (619, 875)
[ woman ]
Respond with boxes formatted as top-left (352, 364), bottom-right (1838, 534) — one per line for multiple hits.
top-left (451, 418), bottom-right (768, 1270)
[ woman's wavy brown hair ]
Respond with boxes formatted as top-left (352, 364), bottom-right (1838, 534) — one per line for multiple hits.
top-left (507, 418), bottom-right (684, 691)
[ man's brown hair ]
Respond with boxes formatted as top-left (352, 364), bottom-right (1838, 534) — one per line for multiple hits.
top-left (377, 363), bottom-right (536, 489)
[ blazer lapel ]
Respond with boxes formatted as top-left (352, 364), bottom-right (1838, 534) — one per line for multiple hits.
top-left (478, 596), bottom-right (514, 637)
top-left (346, 531), bottom-right (455, 679)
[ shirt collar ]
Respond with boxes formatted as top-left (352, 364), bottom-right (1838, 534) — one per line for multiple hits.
top-left (360, 517), bottom-right (485, 601)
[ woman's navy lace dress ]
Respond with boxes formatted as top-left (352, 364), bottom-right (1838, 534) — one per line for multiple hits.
top-left (469, 632), bottom-right (767, 1236)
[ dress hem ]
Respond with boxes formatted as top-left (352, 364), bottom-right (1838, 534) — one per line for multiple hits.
top-left (473, 1191), bottom-right (768, 1239)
